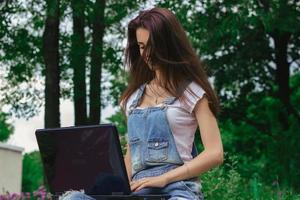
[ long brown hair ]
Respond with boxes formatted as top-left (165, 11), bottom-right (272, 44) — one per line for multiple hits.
top-left (120, 7), bottom-right (219, 116)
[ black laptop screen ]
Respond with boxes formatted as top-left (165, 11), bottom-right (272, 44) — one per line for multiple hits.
top-left (36, 125), bottom-right (131, 195)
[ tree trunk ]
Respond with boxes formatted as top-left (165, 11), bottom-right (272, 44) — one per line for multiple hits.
top-left (89, 0), bottom-right (105, 124)
top-left (273, 31), bottom-right (291, 186)
top-left (273, 32), bottom-right (291, 116)
top-left (43, 0), bottom-right (60, 128)
top-left (71, 0), bottom-right (87, 125)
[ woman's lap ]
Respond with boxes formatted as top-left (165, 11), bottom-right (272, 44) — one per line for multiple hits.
top-left (59, 180), bottom-right (204, 200)
top-left (131, 180), bottom-right (204, 200)
top-left (165, 180), bottom-right (204, 200)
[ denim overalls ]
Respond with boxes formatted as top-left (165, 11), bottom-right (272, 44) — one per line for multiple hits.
top-left (60, 83), bottom-right (204, 200)
top-left (127, 83), bottom-right (204, 199)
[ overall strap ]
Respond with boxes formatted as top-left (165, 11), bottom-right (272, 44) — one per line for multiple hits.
top-left (128, 83), bottom-right (147, 110)
top-left (162, 80), bottom-right (193, 106)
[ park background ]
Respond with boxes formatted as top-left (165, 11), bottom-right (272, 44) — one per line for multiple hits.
top-left (0, 0), bottom-right (300, 199)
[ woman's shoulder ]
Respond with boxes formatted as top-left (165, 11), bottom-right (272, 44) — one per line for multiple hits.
top-left (186, 81), bottom-right (205, 94)
top-left (179, 81), bottom-right (206, 113)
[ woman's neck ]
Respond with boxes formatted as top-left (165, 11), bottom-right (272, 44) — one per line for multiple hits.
top-left (151, 69), bottom-right (162, 85)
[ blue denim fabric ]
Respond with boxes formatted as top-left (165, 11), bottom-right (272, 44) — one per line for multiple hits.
top-left (132, 180), bottom-right (204, 200)
top-left (127, 84), bottom-right (183, 176)
top-left (59, 191), bottom-right (94, 200)
top-left (127, 84), bottom-right (204, 199)
top-left (131, 164), bottom-right (204, 199)
top-left (59, 187), bottom-right (204, 200)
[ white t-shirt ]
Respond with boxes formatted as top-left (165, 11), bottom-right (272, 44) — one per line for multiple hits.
top-left (124, 81), bottom-right (205, 162)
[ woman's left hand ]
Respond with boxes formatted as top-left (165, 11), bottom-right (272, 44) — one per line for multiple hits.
top-left (130, 175), bottom-right (168, 192)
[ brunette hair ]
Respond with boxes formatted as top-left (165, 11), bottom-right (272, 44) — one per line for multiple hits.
top-left (120, 7), bottom-right (219, 116)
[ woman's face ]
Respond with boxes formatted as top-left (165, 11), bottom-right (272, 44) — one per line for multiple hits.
top-left (136, 27), bottom-right (150, 63)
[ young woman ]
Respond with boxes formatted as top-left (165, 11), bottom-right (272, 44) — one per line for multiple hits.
top-left (61, 7), bottom-right (223, 200)
top-left (119, 7), bottom-right (223, 199)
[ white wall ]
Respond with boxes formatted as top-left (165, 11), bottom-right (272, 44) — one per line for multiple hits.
top-left (0, 143), bottom-right (24, 193)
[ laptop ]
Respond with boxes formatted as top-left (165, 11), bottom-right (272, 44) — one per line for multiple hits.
top-left (35, 124), bottom-right (170, 200)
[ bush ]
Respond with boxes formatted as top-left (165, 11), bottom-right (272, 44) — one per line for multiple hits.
top-left (0, 112), bottom-right (13, 142)
top-left (201, 155), bottom-right (300, 200)
top-left (22, 151), bottom-right (44, 192)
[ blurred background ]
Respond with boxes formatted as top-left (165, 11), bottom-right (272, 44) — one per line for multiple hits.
top-left (0, 0), bottom-right (299, 199)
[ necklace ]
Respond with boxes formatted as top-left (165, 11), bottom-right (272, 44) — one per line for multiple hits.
top-left (145, 83), bottom-right (166, 104)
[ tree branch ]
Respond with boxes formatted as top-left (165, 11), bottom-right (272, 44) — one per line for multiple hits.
top-left (257, 0), bottom-right (270, 11)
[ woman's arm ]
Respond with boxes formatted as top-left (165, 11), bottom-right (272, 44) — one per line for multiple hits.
top-left (130, 96), bottom-right (223, 191)
top-left (124, 143), bottom-right (132, 182)
top-left (162, 96), bottom-right (223, 183)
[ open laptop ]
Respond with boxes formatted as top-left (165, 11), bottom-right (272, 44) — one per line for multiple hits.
top-left (35, 124), bottom-right (170, 200)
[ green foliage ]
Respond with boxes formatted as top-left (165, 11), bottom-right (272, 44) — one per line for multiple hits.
top-left (157, 0), bottom-right (299, 118)
top-left (0, 112), bottom-right (13, 142)
top-left (155, 0), bottom-right (300, 191)
top-left (0, 0), bottom-right (45, 119)
top-left (217, 73), bottom-right (300, 189)
top-left (202, 155), bottom-right (248, 200)
top-left (106, 109), bottom-right (127, 154)
top-left (101, 0), bottom-right (146, 108)
top-left (102, 46), bottom-right (128, 107)
top-left (0, 0), bottom-right (143, 119)
top-left (201, 155), bottom-right (300, 200)
top-left (22, 151), bottom-right (44, 192)
top-left (106, 109), bottom-right (127, 135)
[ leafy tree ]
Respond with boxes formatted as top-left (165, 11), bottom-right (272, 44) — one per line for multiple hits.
top-left (0, 0), bottom-right (45, 119)
top-left (70, 0), bottom-right (144, 125)
top-left (155, 0), bottom-right (300, 190)
top-left (0, 0), bottom-right (142, 127)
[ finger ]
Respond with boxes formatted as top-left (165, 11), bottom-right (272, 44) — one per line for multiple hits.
top-left (130, 179), bottom-right (146, 191)
top-left (130, 184), bottom-right (137, 191)
top-left (130, 181), bottom-right (135, 186)
top-left (136, 178), bottom-right (148, 186)
top-left (135, 182), bottom-right (148, 192)
top-left (131, 182), bottom-right (140, 191)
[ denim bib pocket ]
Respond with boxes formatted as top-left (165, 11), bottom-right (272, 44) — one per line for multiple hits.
top-left (145, 138), bottom-right (169, 162)
top-left (129, 137), bottom-right (142, 171)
